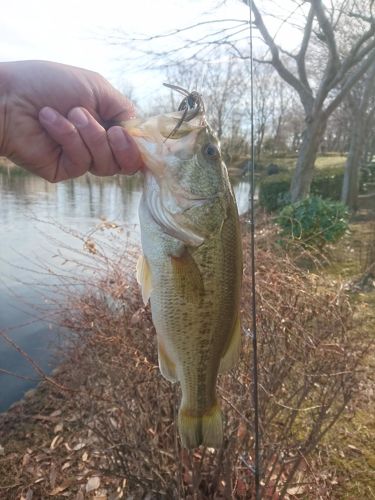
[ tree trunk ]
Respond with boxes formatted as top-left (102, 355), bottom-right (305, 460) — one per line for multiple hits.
top-left (341, 120), bottom-right (364, 210)
top-left (290, 114), bottom-right (327, 202)
top-left (342, 63), bottom-right (375, 210)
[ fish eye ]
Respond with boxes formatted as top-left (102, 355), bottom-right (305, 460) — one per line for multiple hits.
top-left (203, 143), bottom-right (220, 160)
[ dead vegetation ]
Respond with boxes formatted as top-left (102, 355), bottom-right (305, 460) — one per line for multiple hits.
top-left (0, 220), bottom-right (372, 499)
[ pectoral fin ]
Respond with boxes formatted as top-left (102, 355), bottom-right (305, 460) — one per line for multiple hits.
top-left (158, 339), bottom-right (178, 382)
top-left (219, 313), bottom-right (241, 373)
top-left (136, 254), bottom-right (153, 305)
top-left (170, 249), bottom-right (204, 303)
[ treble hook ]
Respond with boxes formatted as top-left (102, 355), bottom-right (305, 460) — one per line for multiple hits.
top-left (163, 83), bottom-right (205, 140)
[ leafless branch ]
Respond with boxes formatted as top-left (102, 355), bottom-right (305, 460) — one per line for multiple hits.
top-left (296, 4), bottom-right (314, 91)
top-left (251, 0), bottom-right (314, 110)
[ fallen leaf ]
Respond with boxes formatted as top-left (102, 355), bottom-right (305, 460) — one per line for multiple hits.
top-left (50, 463), bottom-right (57, 489)
top-left (74, 442), bottom-right (86, 451)
top-left (86, 476), bottom-right (101, 492)
top-left (237, 421), bottom-right (247, 440)
top-left (50, 435), bottom-right (63, 450)
top-left (49, 410), bottom-right (62, 418)
top-left (347, 444), bottom-right (362, 454)
top-left (93, 493), bottom-right (107, 500)
top-left (287, 484), bottom-right (306, 495)
top-left (22, 452), bottom-right (30, 466)
top-left (54, 423), bottom-right (63, 433)
top-left (50, 484), bottom-right (69, 496)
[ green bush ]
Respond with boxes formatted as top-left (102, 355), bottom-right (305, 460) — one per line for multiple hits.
top-left (276, 196), bottom-right (349, 249)
top-left (310, 167), bottom-right (344, 200)
top-left (258, 173), bottom-right (291, 212)
top-left (258, 166), bottom-right (353, 212)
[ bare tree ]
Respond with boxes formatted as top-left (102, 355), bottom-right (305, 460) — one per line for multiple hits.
top-left (250, 0), bottom-right (375, 201)
top-left (341, 61), bottom-right (375, 209)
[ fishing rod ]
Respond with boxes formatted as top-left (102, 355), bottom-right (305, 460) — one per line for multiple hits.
top-left (246, 0), bottom-right (261, 498)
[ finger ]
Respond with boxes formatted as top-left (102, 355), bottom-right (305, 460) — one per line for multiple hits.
top-left (107, 126), bottom-right (144, 175)
top-left (39, 106), bottom-right (92, 179)
top-left (68, 107), bottom-right (119, 176)
top-left (94, 81), bottom-right (136, 123)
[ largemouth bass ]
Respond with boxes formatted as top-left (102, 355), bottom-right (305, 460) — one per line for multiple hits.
top-left (124, 90), bottom-right (242, 448)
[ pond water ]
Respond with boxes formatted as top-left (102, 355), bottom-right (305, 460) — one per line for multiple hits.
top-left (0, 167), bottom-right (250, 412)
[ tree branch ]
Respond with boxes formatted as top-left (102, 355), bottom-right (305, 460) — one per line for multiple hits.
top-left (331, 26), bottom-right (375, 88)
top-left (250, 0), bottom-right (314, 111)
top-left (311, 0), bottom-right (340, 75)
top-left (296, 4), bottom-right (314, 91)
top-left (324, 48), bottom-right (375, 117)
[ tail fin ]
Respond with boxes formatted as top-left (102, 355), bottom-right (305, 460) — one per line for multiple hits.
top-left (178, 403), bottom-right (223, 449)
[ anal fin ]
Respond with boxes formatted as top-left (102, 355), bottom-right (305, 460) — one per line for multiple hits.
top-left (219, 313), bottom-right (241, 373)
top-left (158, 339), bottom-right (178, 382)
top-left (136, 254), bottom-right (153, 305)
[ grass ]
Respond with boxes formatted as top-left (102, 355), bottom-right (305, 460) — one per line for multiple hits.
top-left (259, 154), bottom-right (346, 171)
top-left (314, 220), bottom-right (375, 498)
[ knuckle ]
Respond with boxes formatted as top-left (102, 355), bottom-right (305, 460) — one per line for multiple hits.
top-left (86, 129), bottom-right (108, 149)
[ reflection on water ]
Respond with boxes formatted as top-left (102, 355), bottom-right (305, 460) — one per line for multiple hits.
top-left (0, 167), bottom-right (250, 411)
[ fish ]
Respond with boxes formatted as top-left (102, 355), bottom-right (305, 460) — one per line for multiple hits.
top-left (123, 89), bottom-right (243, 449)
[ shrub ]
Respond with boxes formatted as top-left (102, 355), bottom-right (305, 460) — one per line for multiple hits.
top-left (258, 173), bottom-right (291, 211)
top-left (310, 167), bottom-right (344, 200)
top-left (258, 166), bottom-right (359, 212)
top-left (277, 196), bottom-right (349, 249)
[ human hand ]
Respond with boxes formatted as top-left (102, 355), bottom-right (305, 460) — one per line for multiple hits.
top-left (0, 60), bottom-right (143, 182)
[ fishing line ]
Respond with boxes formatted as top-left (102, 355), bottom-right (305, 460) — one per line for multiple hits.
top-left (246, 1), bottom-right (261, 498)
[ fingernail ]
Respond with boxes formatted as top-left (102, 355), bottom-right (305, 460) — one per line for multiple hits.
top-left (108, 127), bottom-right (130, 151)
top-left (69, 107), bottom-right (89, 128)
top-left (39, 106), bottom-right (58, 124)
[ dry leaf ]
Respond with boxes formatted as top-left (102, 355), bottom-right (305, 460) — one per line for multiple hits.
top-left (50, 463), bottom-right (57, 489)
top-left (61, 461), bottom-right (71, 471)
top-left (348, 444), bottom-right (362, 454)
top-left (86, 476), bottom-right (101, 492)
top-left (93, 493), bottom-right (107, 500)
top-left (54, 423), bottom-right (63, 433)
top-left (82, 451), bottom-right (88, 462)
top-left (50, 435), bottom-right (63, 450)
top-left (22, 452), bottom-right (31, 466)
top-left (50, 484), bottom-right (69, 496)
top-left (49, 410), bottom-right (62, 418)
top-left (237, 421), bottom-right (247, 440)
top-left (0, 444), bottom-right (4, 456)
top-left (74, 442), bottom-right (86, 451)
top-left (287, 485), bottom-right (306, 495)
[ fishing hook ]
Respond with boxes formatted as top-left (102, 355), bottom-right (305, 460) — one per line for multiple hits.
top-left (163, 83), bottom-right (205, 140)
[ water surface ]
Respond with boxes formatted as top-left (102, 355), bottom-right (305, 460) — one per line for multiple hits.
top-left (0, 167), bottom-right (249, 411)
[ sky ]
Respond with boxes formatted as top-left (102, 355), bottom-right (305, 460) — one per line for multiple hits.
top-left (0, 0), bottom-right (245, 102)
top-left (0, 0), bottom-right (304, 106)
